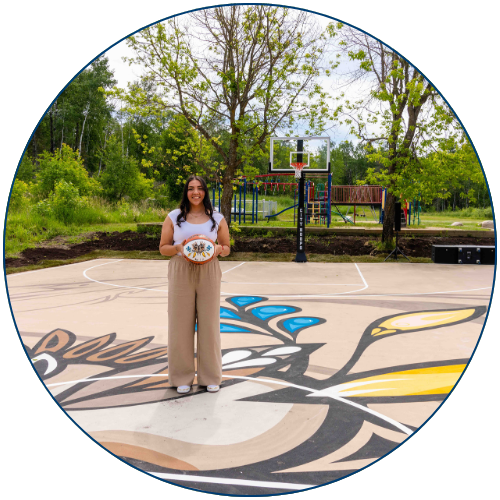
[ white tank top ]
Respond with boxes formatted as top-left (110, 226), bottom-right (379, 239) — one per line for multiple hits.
top-left (168, 208), bottom-right (225, 246)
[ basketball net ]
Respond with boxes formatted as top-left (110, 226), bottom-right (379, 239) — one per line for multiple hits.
top-left (291, 162), bottom-right (307, 179)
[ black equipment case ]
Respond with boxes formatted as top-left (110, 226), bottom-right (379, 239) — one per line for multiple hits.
top-left (432, 245), bottom-right (495, 265)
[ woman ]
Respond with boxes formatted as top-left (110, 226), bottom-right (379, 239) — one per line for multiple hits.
top-left (159, 175), bottom-right (230, 394)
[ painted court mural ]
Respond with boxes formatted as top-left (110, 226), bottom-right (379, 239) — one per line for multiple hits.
top-left (13, 258), bottom-right (490, 495)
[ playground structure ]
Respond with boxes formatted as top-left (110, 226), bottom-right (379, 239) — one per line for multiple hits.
top-left (379, 190), bottom-right (422, 227)
top-left (210, 175), bottom-right (421, 227)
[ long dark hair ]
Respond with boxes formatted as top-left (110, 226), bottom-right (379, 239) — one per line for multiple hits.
top-left (177, 175), bottom-right (216, 231)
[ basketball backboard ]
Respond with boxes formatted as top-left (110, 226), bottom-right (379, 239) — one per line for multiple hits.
top-left (269, 136), bottom-right (330, 174)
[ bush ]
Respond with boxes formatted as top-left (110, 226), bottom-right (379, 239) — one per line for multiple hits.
top-left (16, 153), bottom-right (35, 182)
top-left (137, 223), bottom-right (162, 236)
top-left (9, 179), bottom-right (31, 210)
top-left (33, 180), bottom-right (88, 224)
top-left (467, 207), bottom-right (493, 219)
top-left (33, 198), bottom-right (53, 218)
top-left (51, 180), bottom-right (88, 223)
top-left (424, 207), bottom-right (493, 219)
top-left (37, 144), bottom-right (100, 198)
top-left (99, 138), bottom-right (154, 202)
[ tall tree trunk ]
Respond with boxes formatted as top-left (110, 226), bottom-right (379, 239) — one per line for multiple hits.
top-left (382, 147), bottom-right (398, 242)
top-left (78, 102), bottom-right (90, 156)
top-left (98, 130), bottom-right (109, 175)
top-left (74, 123), bottom-right (80, 151)
top-left (219, 133), bottom-right (239, 226)
top-left (382, 191), bottom-right (395, 242)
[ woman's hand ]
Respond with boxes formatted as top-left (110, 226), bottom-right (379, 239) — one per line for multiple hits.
top-left (215, 245), bottom-right (223, 257)
top-left (175, 243), bottom-right (184, 254)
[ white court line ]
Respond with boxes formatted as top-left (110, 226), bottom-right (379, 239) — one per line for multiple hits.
top-left (222, 262), bottom-right (369, 296)
top-left (355, 263), bottom-right (368, 288)
top-left (82, 260), bottom-right (247, 292)
top-left (6, 259), bottom-right (106, 277)
top-left (222, 263), bottom-right (368, 291)
top-left (81, 259), bottom-right (491, 298)
top-left (83, 259), bottom-right (169, 293)
top-left (46, 373), bottom-right (411, 435)
top-left (150, 472), bottom-right (314, 490)
top-left (222, 261), bottom-right (246, 274)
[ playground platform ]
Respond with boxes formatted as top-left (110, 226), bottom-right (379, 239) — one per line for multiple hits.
top-left (7, 259), bottom-right (493, 494)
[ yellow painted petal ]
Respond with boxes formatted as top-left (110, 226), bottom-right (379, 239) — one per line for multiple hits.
top-left (372, 309), bottom-right (476, 337)
top-left (335, 365), bottom-right (466, 397)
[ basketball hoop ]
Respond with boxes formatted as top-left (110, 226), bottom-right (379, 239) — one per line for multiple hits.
top-left (291, 162), bottom-right (307, 179)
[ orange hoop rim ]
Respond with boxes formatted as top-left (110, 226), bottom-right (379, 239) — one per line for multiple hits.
top-left (290, 162), bottom-right (307, 169)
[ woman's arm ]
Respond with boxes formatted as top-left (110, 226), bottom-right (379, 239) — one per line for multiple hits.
top-left (216, 218), bottom-right (231, 257)
top-left (159, 216), bottom-right (184, 256)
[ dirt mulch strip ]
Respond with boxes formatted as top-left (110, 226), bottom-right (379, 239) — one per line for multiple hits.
top-left (5, 230), bottom-right (492, 269)
top-left (233, 235), bottom-right (489, 257)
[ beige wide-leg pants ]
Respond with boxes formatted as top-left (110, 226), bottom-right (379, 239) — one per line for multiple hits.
top-left (167, 255), bottom-right (222, 387)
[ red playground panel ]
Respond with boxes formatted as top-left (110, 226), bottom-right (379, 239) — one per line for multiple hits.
top-left (331, 185), bottom-right (383, 205)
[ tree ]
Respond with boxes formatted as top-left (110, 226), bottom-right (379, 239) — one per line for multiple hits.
top-left (112, 5), bottom-right (339, 224)
top-left (16, 152), bottom-right (35, 183)
top-left (129, 112), bottom-right (218, 200)
top-left (99, 138), bottom-right (153, 201)
top-left (29, 56), bottom-right (116, 173)
top-left (415, 137), bottom-right (487, 210)
top-left (37, 144), bottom-right (100, 198)
top-left (330, 141), bottom-right (372, 186)
top-left (336, 28), bottom-right (461, 241)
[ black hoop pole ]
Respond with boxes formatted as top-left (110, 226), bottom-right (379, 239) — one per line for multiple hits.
top-left (295, 139), bottom-right (307, 263)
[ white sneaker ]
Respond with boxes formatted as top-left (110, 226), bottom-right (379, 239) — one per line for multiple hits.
top-left (207, 385), bottom-right (220, 393)
top-left (176, 385), bottom-right (191, 394)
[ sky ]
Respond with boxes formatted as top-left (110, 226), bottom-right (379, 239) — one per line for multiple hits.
top-left (103, 11), bottom-right (451, 151)
top-left (103, 8), bottom-right (367, 145)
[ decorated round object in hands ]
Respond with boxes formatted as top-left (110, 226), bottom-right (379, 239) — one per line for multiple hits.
top-left (182, 234), bottom-right (216, 265)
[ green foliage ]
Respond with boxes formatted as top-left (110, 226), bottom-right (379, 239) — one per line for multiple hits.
top-left (164, 115), bottom-right (216, 196)
top-left (51, 180), bottom-right (88, 224)
top-left (32, 199), bottom-right (53, 218)
top-left (33, 180), bottom-right (87, 224)
top-left (331, 141), bottom-right (372, 185)
top-left (16, 153), bottom-right (35, 182)
top-left (29, 56), bottom-right (116, 173)
top-left (363, 137), bottom-right (486, 208)
top-left (333, 28), bottom-right (488, 232)
top-left (37, 144), bottom-right (100, 198)
top-left (99, 138), bottom-right (154, 201)
top-left (107, 6), bottom-right (339, 219)
top-left (374, 238), bottom-right (395, 252)
top-left (137, 223), bottom-right (162, 236)
top-left (229, 221), bottom-right (241, 244)
top-left (425, 207), bottom-right (493, 219)
top-left (9, 180), bottom-right (31, 210)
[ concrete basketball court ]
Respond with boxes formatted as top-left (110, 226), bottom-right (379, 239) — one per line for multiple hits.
top-left (7, 258), bottom-right (494, 494)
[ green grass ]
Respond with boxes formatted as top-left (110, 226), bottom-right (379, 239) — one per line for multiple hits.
top-left (5, 198), bottom-right (172, 258)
